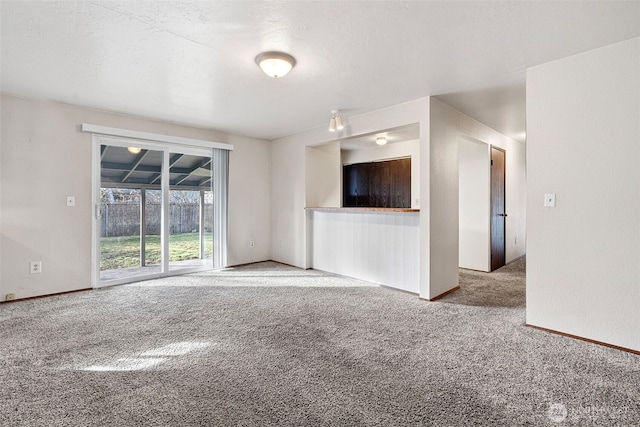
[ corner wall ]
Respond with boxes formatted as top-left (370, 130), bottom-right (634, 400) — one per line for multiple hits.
top-left (305, 141), bottom-right (341, 208)
top-left (526, 37), bottom-right (640, 351)
top-left (459, 137), bottom-right (491, 271)
top-left (271, 98), bottom-right (430, 271)
top-left (0, 95), bottom-right (271, 300)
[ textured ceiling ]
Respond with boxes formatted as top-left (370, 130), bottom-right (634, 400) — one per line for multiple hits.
top-left (2, 1), bottom-right (639, 143)
top-left (340, 124), bottom-right (420, 151)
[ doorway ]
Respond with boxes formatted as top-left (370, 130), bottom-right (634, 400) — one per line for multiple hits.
top-left (490, 147), bottom-right (506, 271)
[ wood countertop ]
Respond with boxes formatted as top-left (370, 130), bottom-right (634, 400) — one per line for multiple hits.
top-left (306, 207), bottom-right (420, 213)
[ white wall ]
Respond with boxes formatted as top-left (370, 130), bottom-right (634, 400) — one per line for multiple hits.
top-left (0, 95), bottom-right (271, 300)
top-left (227, 134), bottom-right (271, 266)
top-left (459, 137), bottom-right (490, 271)
top-left (271, 132), bottom-right (308, 268)
top-left (305, 140), bottom-right (341, 208)
top-left (342, 139), bottom-right (420, 209)
top-left (526, 37), bottom-right (640, 351)
top-left (309, 210), bottom-right (420, 293)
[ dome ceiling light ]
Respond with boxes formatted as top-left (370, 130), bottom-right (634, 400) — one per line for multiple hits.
top-left (255, 51), bottom-right (296, 78)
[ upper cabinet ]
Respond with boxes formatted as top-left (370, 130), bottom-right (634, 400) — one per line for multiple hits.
top-left (343, 158), bottom-right (411, 208)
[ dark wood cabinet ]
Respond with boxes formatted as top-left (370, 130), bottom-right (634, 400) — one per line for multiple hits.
top-left (343, 158), bottom-right (411, 208)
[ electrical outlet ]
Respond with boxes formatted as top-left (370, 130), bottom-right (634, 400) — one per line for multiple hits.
top-left (30, 261), bottom-right (42, 274)
top-left (5, 293), bottom-right (15, 301)
top-left (249, 240), bottom-right (255, 248)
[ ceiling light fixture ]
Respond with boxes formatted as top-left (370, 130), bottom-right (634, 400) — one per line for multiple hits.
top-left (255, 51), bottom-right (296, 78)
top-left (127, 147), bottom-right (142, 154)
top-left (376, 136), bottom-right (388, 146)
top-left (329, 110), bottom-right (344, 132)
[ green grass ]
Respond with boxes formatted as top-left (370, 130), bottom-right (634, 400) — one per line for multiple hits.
top-left (100, 232), bottom-right (213, 270)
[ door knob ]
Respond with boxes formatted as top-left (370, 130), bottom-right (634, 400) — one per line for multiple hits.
top-left (499, 213), bottom-right (508, 217)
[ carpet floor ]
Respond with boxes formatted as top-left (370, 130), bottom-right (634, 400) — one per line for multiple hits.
top-left (0, 259), bottom-right (638, 426)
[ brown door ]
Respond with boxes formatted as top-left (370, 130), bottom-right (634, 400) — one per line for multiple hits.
top-left (490, 147), bottom-right (506, 271)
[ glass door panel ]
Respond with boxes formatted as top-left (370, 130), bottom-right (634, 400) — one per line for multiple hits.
top-left (204, 190), bottom-right (214, 261)
top-left (143, 189), bottom-right (162, 268)
top-left (168, 152), bottom-right (213, 272)
top-left (99, 144), bottom-right (163, 282)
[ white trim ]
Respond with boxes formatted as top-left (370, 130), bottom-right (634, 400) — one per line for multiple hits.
top-left (161, 149), bottom-right (170, 273)
top-left (91, 135), bottom-right (102, 288)
top-left (82, 123), bottom-right (234, 151)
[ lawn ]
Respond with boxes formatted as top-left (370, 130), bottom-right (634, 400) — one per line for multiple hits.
top-left (100, 232), bottom-right (213, 270)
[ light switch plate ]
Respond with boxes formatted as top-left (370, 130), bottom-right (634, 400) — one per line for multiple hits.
top-left (544, 193), bottom-right (556, 207)
top-left (67, 196), bottom-right (75, 207)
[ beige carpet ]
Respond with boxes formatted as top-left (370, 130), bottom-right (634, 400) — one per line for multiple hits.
top-left (0, 259), bottom-right (638, 426)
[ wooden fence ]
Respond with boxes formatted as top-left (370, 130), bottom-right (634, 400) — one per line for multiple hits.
top-left (100, 203), bottom-right (213, 237)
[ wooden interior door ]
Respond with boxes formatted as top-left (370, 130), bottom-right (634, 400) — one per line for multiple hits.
top-left (490, 147), bottom-right (506, 271)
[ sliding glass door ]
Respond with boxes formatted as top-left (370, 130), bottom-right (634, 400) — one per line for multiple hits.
top-left (94, 137), bottom-right (222, 286)
top-left (99, 145), bottom-right (164, 282)
top-left (167, 151), bottom-right (214, 272)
